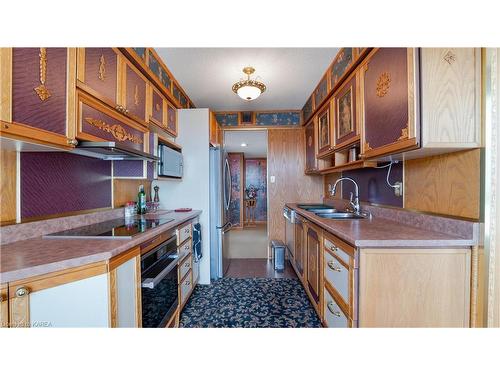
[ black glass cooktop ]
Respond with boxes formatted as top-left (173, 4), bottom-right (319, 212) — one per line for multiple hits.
top-left (43, 217), bottom-right (174, 239)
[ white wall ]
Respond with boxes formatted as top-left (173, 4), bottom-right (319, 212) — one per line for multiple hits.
top-left (154, 109), bottom-right (211, 284)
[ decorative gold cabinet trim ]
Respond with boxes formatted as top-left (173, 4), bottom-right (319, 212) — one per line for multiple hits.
top-left (98, 54), bottom-right (106, 81)
top-left (443, 50), bottom-right (456, 65)
top-left (84, 117), bottom-right (143, 144)
top-left (375, 72), bottom-right (391, 97)
top-left (398, 126), bottom-right (409, 141)
top-left (364, 142), bottom-right (372, 151)
top-left (34, 48), bottom-right (51, 101)
top-left (134, 84), bottom-right (139, 105)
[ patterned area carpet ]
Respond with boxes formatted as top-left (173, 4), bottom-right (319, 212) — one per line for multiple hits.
top-left (179, 278), bottom-right (322, 328)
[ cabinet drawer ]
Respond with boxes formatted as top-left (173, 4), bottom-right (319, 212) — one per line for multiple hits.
top-left (180, 271), bottom-right (192, 305)
top-left (178, 237), bottom-right (192, 256)
top-left (179, 255), bottom-right (192, 281)
top-left (176, 223), bottom-right (192, 245)
top-left (324, 286), bottom-right (349, 328)
top-left (324, 237), bottom-right (352, 265)
top-left (324, 250), bottom-right (349, 305)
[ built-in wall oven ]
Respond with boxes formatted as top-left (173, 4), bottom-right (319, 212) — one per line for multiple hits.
top-left (141, 233), bottom-right (179, 328)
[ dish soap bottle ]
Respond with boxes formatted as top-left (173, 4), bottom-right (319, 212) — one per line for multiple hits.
top-left (137, 185), bottom-right (146, 215)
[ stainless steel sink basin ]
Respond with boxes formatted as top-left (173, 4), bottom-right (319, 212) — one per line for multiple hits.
top-left (297, 204), bottom-right (337, 214)
top-left (315, 212), bottom-right (366, 220)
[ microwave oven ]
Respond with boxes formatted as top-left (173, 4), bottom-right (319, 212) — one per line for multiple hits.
top-left (158, 144), bottom-right (183, 178)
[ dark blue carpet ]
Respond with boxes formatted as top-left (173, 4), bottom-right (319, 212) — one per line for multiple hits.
top-left (179, 278), bottom-right (322, 328)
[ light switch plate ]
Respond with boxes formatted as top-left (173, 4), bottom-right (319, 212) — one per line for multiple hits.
top-left (270, 175), bottom-right (276, 183)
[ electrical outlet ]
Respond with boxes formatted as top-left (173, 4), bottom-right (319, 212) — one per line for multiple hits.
top-left (394, 182), bottom-right (403, 197)
top-left (270, 175), bottom-right (276, 183)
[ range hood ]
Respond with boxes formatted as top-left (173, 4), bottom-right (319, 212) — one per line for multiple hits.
top-left (71, 141), bottom-right (159, 162)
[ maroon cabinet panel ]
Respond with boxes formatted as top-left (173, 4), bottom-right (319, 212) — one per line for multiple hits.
top-left (305, 120), bottom-right (318, 173)
top-left (77, 91), bottom-right (147, 152)
top-left (330, 48), bottom-right (359, 89)
top-left (79, 48), bottom-right (119, 107)
top-left (150, 87), bottom-right (164, 125)
top-left (361, 48), bottom-right (418, 157)
top-left (123, 61), bottom-right (148, 123)
top-left (334, 71), bottom-right (358, 148)
top-left (166, 102), bottom-right (177, 137)
top-left (11, 48), bottom-right (68, 135)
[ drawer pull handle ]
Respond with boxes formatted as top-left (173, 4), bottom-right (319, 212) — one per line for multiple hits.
top-left (330, 245), bottom-right (339, 252)
top-left (185, 263), bottom-right (190, 268)
top-left (185, 281), bottom-right (191, 286)
top-left (0, 294), bottom-right (4, 302)
top-left (184, 228), bottom-right (190, 234)
top-left (327, 302), bottom-right (341, 317)
top-left (15, 287), bottom-right (30, 298)
top-left (327, 261), bottom-right (342, 272)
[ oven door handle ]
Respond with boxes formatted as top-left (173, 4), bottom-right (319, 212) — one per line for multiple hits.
top-left (141, 255), bottom-right (179, 289)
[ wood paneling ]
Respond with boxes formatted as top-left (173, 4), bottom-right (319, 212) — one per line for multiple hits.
top-left (113, 179), bottom-right (151, 208)
top-left (404, 149), bottom-right (481, 219)
top-left (358, 248), bottom-right (471, 327)
top-left (0, 149), bottom-right (16, 224)
top-left (323, 172), bottom-right (342, 198)
top-left (267, 129), bottom-right (323, 244)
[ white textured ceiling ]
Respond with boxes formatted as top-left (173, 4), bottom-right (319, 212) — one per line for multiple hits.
top-left (156, 48), bottom-right (340, 111)
top-left (223, 130), bottom-right (267, 158)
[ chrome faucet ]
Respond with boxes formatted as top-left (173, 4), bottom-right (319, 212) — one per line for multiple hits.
top-left (329, 177), bottom-right (361, 215)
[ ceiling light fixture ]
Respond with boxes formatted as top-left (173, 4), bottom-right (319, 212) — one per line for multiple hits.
top-left (241, 143), bottom-right (248, 147)
top-left (232, 67), bottom-right (266, 101)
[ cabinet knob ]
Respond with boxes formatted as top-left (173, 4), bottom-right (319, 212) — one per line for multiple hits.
top-left (2, 123), bottom-right (9, 130)
top-left (0, 294), bottom-right (4, 302)
top-left (330, 245), bottom-right (339, 252)
top-left (15, 287), bottom-right (30, 298)
top-left (67, 138), bottom-right (78, 146)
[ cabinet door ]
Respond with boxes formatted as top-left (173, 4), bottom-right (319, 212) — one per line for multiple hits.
top-left (360, 48), bottom-right (419, 158)
top-left (77, 48), bottom-right (121, 109)
top-left (166, 101), bottom-right (178, 137)
top-left (149, 85), bottom-right (166, 128)
top-left (304, 119), bottom-right (318, 173)
top-left (0, 48), bottom-right (77, 148)
top-left (317, 102), bottom-right (333, 156)
top-left (0, 284), bottom-right (8, 328)
top-left (306, 224), bottom-right (321, 305)
top-left (77, 90), bottom-right (148, 151)
top-left (333, 70), bottom-right (359, 149)
top-left (330, 48), bottom-right (359, 89)
top-left (313, 74), bottom-right (329, 109)
top-left (420, 48), bottom-right (481, 148)
top-left (9, 266), bottom-right (110, 328)
top-left (122, 59), bottom-right (148, 124)
top-left (294, 218), bottom-right (305, 278)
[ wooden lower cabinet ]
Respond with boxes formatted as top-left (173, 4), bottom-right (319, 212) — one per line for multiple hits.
top-left (294, 217), bottom-right (306, 280)
top-left (6, 248), bottom-right (141, 328)
top-left (358, 247), bottom-right (471, 327)
top-left (305, 222), bottom-right (322, 317)
top-left (0, 284), bottom-right (8, 328)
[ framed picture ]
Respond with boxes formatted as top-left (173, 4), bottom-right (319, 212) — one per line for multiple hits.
top-left (337, 87), bottom-right (354, 139)
top-left (317, 107), bottom-right (330, 153)
top-left (241, 111), bottom-right (253, 124)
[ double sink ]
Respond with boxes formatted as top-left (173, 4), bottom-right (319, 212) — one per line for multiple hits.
top-left (297, 204), bottom-right (365, 220)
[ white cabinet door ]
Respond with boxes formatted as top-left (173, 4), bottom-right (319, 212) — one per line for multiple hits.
top-left (29, 274), bottom-right (110, 328)
top-left (115, 257), bottom-right (139, 328)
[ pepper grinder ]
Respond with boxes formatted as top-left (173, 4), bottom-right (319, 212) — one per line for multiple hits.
top-left (153, 185), bottom-right (160, 212)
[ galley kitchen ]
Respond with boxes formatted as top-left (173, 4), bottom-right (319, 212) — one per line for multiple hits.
top-left (0, 47), bottom-right (498, 328)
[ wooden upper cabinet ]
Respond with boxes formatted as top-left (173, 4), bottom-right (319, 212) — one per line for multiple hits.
top-left (166, 101), bottom-right (178, 137)
top-left (76, 90), bottom-right (148, 152)
top-left (305, 119), bottom-right (319, 173)
top-left (420, 48), bottom-right (481, 149)
top-left (302, 95), bottom-right (314, 124)
top-left (360, 48), bottom-right (419, 158)
top-left (149, 84), bottom-right (165, 127)
top-left (209, 111), bottom-right (220, 146)
top-left (122, 59), bottom-right (148, 124)
top-left (313, 73), bottom-right (329, 109)
top-left (77, 48), bottom-right (121, 109)
top-left (316, 101), bottom-right (334, 157)
top-left (0, 48), bottom-right (77, 149)
top-left (330, 48), bottom-right (359, 90)
top-left (333, 69), bottom-right (359, 149)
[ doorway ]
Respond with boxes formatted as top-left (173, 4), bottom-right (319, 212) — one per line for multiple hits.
top-left (223, 130), bottom-right (270, 265)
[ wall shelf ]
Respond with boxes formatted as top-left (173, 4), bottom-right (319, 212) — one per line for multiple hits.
top-left (318, 160), bottom-right (377, 175)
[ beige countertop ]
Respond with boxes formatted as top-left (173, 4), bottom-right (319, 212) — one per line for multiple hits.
top-left (287, 204), bottom-right (476, 248)
top-left (0, 210), bottom-right (202, 284)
